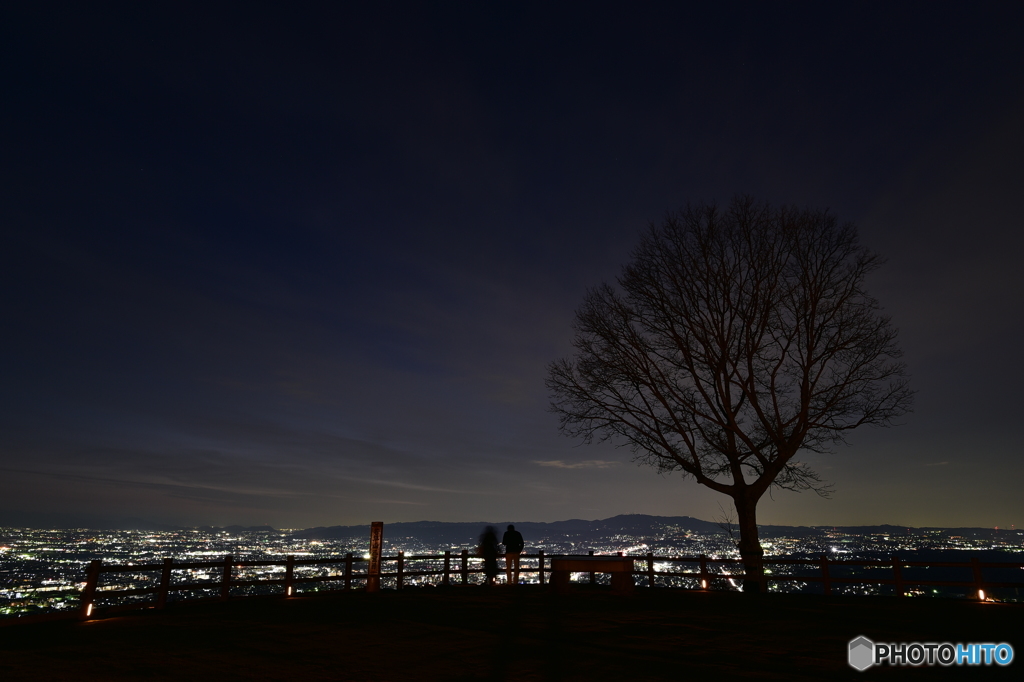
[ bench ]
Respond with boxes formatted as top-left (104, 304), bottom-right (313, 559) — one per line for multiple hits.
top-left (550, 555), bottom-right (635, 594)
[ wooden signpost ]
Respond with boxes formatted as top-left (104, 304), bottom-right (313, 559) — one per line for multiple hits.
top-left (366, 522), bottom-right (383, 592)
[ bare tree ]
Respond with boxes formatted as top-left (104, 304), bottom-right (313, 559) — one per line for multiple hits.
top-left (548, 197), bottom-right (912, 591)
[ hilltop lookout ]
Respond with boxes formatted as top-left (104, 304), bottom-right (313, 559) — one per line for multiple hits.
top-left (3, 585), bottom-right (1020, 680)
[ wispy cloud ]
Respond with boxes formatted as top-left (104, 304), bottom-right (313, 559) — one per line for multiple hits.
top-left (333, 475), bottom-right (478, 495)
top-left (533, 460), bottom-right (619, 469)
top-left (0, 466), bottom-right (309, 499)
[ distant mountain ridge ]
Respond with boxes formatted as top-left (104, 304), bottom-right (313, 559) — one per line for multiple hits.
top-left (3, 513), bottom-right (1016, 542)
top-left (291, 514), bottom-right (725, 544)
top-left (288, 514), bottom-right (1018, 546)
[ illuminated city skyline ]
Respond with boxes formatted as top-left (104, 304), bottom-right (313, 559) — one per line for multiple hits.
top-left (4, 515), bottom-right (1022, 618)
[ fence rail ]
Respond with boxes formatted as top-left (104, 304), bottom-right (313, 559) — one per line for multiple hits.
top-left (57, 550), bottom-right (1024, 621)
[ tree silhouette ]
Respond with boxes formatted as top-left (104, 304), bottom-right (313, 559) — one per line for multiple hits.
top-left (548, 197), bottom-right (912, 591)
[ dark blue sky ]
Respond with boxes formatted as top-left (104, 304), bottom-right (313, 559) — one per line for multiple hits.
top-left (2, 2), bottom-right (1023, 529)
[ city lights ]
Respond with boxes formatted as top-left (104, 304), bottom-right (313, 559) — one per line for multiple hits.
top-left (2, 522), bottom-right (1022, 618)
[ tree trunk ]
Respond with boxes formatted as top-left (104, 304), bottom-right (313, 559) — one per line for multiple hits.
top-left (733, 495), bottom-right (766, 593)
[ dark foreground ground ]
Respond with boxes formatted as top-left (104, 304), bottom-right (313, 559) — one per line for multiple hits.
top-left (1, 586), bottom-right (1020, 681)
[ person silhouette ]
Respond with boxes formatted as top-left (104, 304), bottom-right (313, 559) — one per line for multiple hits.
top-left (502, 524), bottom-right (525, 585)
top-left (479, 526), bottom-right (500, 586)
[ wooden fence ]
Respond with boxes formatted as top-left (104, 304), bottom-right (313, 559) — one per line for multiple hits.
top-left (68, 550), bottom-right (1024, 620)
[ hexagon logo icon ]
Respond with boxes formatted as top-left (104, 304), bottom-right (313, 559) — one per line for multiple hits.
top-left (848, 636), bottom-right (875, 671)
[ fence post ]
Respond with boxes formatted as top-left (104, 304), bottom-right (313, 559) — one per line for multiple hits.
top-left (589, 550), bottom-right (595, 584)
top-left (443, 551), bottom-right (451, 586)
top-left (891, 555), bottom-right (904, 597)
top-left (971, 556), bottom-right (986, 600)
top-left (819, 555), bottom-right (832, 596)
top-left (397, 551), bottom-right (404, 590)
top-left (699, 555), bottom-right (709, 590)
top-left (461, 549), bottom-right (469, 585)
top-left (221, 555), bottom-right (233, 601)
top-left (156, 558), bottom-right (173, 609)
top-left (284, 555), bottom-right (295, 597)
top-left (647, 552), bottom-right (656, 588)
top-left (344, 553), bottom-right (352, 591)
top-left (367, 522), bottom-right (383, 593)
top-left (79, 559), bottom-right (101, 620)
top-left (538, 550), bottom-right (545, 586)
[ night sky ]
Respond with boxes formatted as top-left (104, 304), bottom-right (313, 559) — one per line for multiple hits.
top-left (3, 3), bottom-right (1023, 530)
